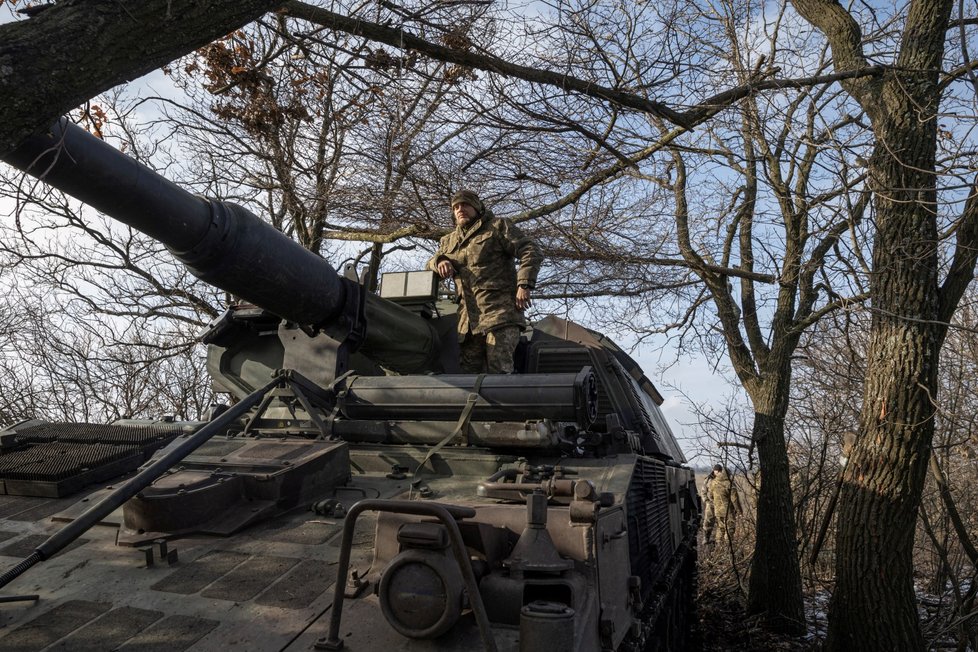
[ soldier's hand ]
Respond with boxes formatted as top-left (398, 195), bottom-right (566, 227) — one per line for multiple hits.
top-left (516, 287), bottom-right (531, 310)
top-left (436, 259), bottom-right (455, 279)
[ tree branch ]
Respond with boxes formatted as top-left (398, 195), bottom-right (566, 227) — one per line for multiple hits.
top-left (788, 0), bottom-right (880, 108)
top-left (283, 1), bottom-right (883, 130)
top-left (938, 175), bottom-right (978, 327)
top-left (282, 1), bottom-right (692, 128)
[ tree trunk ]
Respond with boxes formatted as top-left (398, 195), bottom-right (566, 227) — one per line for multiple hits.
top-left (0, 0), bottom-right (285, 155)
top-left (747, 372), bottom-right (806, 634)
top-left (825, 98), bottom-right (942, 652)
top-left (784, 1), bottom-right (954, 647)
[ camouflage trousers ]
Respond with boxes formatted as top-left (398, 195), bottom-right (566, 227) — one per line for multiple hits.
top-left (704, 510), bottom-right (737, 545)
top-left (459, 326), bottom-right (521, 373)
top-left (703, 501), bottom-right (716, 543)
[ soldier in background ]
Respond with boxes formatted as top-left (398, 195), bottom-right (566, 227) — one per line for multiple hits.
top-left (428, 190), bottom-right (543, 373)
top-left (707, 464), bottom-right (743, 545)
top-left (702, 466), bottom-right (718, 545)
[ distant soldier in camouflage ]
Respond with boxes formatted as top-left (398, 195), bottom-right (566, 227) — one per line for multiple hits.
top-left (427, 190), bottom-right (543, 373)
top-left (704, 464), bottom-right (742, 545)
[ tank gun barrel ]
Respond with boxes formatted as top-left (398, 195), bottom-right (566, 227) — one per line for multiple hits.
top-left (1, 120), bottom-right (440, 372)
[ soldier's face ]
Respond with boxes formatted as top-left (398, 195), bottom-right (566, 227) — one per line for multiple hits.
top-left (453, 202), bottom-right (478, 225)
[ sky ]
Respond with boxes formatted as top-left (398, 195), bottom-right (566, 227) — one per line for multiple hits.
top-left (0, 4), bottom-right (16, 26)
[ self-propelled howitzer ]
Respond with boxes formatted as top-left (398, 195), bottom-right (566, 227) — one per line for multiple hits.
top-left (0, 120), bottom-right (700, 652)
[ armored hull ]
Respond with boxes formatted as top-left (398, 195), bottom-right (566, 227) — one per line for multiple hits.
top-left (0, 449), bottom-right (695, 652)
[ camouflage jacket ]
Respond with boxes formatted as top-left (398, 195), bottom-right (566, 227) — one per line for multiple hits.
top-left (427, 211), bottom-right (542, 335)
top-left (708, 471), bottom-right (742, 518)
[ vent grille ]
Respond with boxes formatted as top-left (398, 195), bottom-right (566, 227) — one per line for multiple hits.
top-left (0, 442), bottom-right (142, 481)
top-left (0, 423), bottom-right (182, 497)
top-left (614, 365), bottom-right (661, 446)
top-left (238, 443), bottom-right (312, 461)
top-left (626, 457), bottom-right (673, 601)
top-left (13, 423), bottom-right (177, 446)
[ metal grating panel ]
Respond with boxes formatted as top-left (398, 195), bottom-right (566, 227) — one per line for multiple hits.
top-left (0, 600), bottom-right (111, 651)
top-left (192, 440), bottom-right (246, 457)
top-left (615, 365), bottom-right (661, 446)
top-left (13, 423), bottom-right (178, 446)
top-left (237, 442), bottom-right (312, 460)
top-left (626, 457), bottom-right (674, 601)
top-left (254, 558), bottom-right (333, 609)
top-left (151, 550), bottom-right (249, 595)
top-left (115, 614), bottom-right (219, 652)
top-left (0, 443), bottom-right (141, 480)
top-left (0, 423), bottom-right (183, 497)
top-left (53, 606), bottom-right (164, 652)
top-left (199, 555), bottom-right (300, 601)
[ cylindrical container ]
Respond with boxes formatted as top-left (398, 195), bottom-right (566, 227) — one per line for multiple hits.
top-left (519, 600), bottom-right (575, 652)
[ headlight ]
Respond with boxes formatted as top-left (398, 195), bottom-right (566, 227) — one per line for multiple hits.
top-left (378, 548), bottom-right (464, 638)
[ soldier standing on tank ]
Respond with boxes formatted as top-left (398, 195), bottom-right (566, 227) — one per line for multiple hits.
top-left (707, 464), bottom-right (743, 545)
top-left (428, 189), bottom-right (543, 373)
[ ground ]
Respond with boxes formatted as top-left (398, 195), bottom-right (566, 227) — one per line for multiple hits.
top-left (696, 543), bottom-right (825, 651)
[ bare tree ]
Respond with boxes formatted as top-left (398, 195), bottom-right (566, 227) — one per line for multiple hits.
top-left (786, 0), bottom-right (978, 648)
top-left (0, 99), bottom-right (223, 422)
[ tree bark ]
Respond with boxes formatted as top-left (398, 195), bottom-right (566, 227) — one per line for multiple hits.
top-left (0, 0), bottom-right (285, 156)
top-left (827, 108), bottom-right (942, 651)
top-left (747, 370), bottom-right (806, 634)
